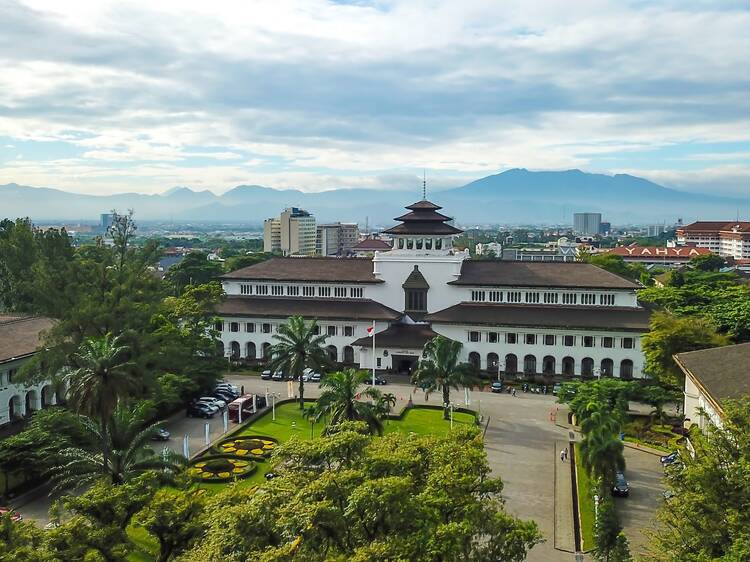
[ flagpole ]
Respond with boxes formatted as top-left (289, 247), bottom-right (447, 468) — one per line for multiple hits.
top-left (372, 320), bottom-right (376, 387)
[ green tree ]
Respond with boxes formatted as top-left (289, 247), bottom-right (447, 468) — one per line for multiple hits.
top-left (223, 252), bottom-right (272, 272)
top-left (50, 404), bottom-right (185, 491)
top-left (164, 251), bottom-right (224, 294)
top-left (412, 335), bottom-right (479, 420)
top-left (650, 398), bottom-right (750, 561)
top-left (637, 384), bottom-right (681, 425)
top-left (135, 487), bottom-right (205, 562)
top-left (559, 379), bottom-right (637, 422)
top-left (311, 369), bottom-right (384, 435)
top-left (594, 494), bottom-right (631, 562)
top-left (181, 424), bottom-right (541, 561)
top-left (0, 514), bottom-right (53, 562)
top-left (690, 253), bottom-right (726, 271)
top-left (641, 312), bottom-right (730, 386)
top-left (579, 403), bottom-right (625, 487)
top-left (269, 316), bottom-right (330, 410)
top-left (580, 252), bottom-right (646, 282)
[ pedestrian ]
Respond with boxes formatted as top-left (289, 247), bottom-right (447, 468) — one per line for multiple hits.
top-left (560, 449), bottom-right (565, 462)
top-left (241, 385), bottom-right (245, 395)
top-left (512, 388), bottom-right (517, 397)
top-left (564, 446), bottom-right (568, 460)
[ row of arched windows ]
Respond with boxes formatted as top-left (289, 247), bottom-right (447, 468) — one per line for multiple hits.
top-left (468, 352), bottom-right (634, 378)
top-left (220, 341), bottom-right (355, 364)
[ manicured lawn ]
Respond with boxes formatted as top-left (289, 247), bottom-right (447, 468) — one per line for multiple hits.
top-left (384, 406), bottom-right (475, 435)
top-left (235, 401), bottom-right (324, 441)
top-left (574, 443), bottom-right (596, 551)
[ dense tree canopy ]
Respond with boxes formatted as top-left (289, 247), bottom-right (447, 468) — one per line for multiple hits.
top-left (650, 398), bottom-right (750, 561)
top-left (182, 423), bottom-right (542, 561)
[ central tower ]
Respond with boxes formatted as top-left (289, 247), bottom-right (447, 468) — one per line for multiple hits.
top-left (382, 200), bottom-right (462, 255)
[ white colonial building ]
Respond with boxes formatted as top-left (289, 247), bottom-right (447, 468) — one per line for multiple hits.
top-left (217, 199), bottom-right (651, 379)
top-left (0, 315), bottom-right (59, 425)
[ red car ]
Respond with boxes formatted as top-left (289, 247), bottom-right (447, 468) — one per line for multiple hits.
top-left (0, 507), bottom-right (22, 522)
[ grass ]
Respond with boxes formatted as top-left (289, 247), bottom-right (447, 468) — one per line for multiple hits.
top-left (623, 435), bottom-right (671, 452)
top-left (574, 442), bottom-right (596, 551)
top-left (384, 406), bottom-right (475, 436)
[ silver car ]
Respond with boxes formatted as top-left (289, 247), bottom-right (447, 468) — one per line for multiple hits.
top-left (197, 397), bottom-right (225, 410)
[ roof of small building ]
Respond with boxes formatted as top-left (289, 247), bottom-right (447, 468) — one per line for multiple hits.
top-left (426, 303), bottom-right (651, 331)
top-left (350, 322), bottom-right (439, 348)
top-left (222, 257), bottom-right (382, 283)
top-left (352, 238), bottom-right (392, 251)
top-left (402, 265), bottom-right (430, 289)
top-left (674, 343), bottom-right (750, 409)
top-left (450, 260), bottom-right (639, 289)
top-left (0, 315), bottom-right (55, 365)
top-left (679, 221), bottom-right (750, 233)
top-left (216, 296), bottom-right (401, 321)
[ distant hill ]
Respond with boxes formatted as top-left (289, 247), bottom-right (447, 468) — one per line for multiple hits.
top-left (2, 169), bottom-right (749, 225)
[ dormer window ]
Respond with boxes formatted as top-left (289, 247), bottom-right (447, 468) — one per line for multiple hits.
top-left (403, 265), bottom-right (429, 316)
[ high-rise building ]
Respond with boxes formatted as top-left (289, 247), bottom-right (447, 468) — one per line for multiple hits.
top-left (646, 224), bottom-right (665, 237)
top-left (263, 207), bottom-right (316, 256)
top-left (599, 222), bottom-right (612, 236)
top-left (99, 213), bottom-right (114, 230)
top-left (316, 223), bottom-right (360, 256)
top-left (573, 213), bottom-right (602, 236)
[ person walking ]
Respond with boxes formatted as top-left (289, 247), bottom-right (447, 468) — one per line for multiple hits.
top-left (512, 388), bottom-right (517, 397)
top-left (560, 449), bottom-right (566, 462)
top-left (563, 447), bottom-right (569, 461)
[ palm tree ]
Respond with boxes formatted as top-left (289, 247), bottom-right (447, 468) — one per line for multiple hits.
top-left (412, 335), bottom-right (479, 420)
top-left (269, 316), bottom-right (330, 409)
top-left (376, 392), bottom-right (397, 417)
top-left (67, 333), bottom-right (136, 422)
top-left (580, 403), bottom-right (626, 487)
top-left (50, 404), bottom-right (186, 492)
top-left (311, 369), bottom-right (384, 435)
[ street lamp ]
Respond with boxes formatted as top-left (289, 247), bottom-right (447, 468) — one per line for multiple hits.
top-left (497, 361), bottom-right (504, 382)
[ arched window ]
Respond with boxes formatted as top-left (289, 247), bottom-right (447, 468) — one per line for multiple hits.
top-left (246, 342), bottom-right (256, 360)
top-left (343, 346), bottom-right (354, 363)
top-left (620, 359), bottom-right (633, 379)
top-left (581, 357), bottom-right (594, 377)
top-left (398, 238), bottom-right (405, 249)
top-left (524, 355), bottom-right (536, 375)
top-left (8, 395), bottom-right (22, 420)
top-left (262, 342), bottom-right (271, 359)
top-left (327, 345), bottom-right (338, 362)
top-left (505, 354), bottom-right (518, 374)
top-left (25, 390), bottom-right (38, 415)
top-left (406, 238), bottom-right (414, 250)
top-left (435, 238), bottom-right (443, 250)
top-left (543, 356), bottom-right (556, 375)
top-left (562, 357), bottom-right (575, 376)
top-left (217, 341), bottom-right (225, 357)
top-left (468, 352), bottom-right (481, 370)
top-left (487, 353), bottom-right (499, 375)
top-left (41, 385), bottom-right (55, 408)
top-left (601, 358), bottom-right (614, 377)
top-left (230, 341), bottom-right (241, 360)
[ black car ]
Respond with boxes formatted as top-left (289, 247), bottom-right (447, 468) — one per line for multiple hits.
top-left (214, 389), bottom-right (238, 402)
top-left (187, 402), bottom-right (216, 418)
top-left (261, 370), bottom-right (272, 380)
top-left (612, 472), bottom-right (630, 497)
top-left (151, 428), bottom-right (170, 441)
top-left (374, 377), bottom-right (387, 385)
top-left (491, 382), bottom-right (503, 393)
top-left (660, 452), bottom-right (679, 466)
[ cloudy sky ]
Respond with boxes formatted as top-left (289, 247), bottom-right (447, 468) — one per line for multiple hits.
top-left (1, 0), bottom-right (749, 196)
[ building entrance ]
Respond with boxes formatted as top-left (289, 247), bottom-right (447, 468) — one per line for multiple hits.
top-left (392, 354), bottom-right (419, 375)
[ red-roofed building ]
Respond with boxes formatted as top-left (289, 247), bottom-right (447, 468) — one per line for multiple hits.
top-left (351, 237), bottom-right (392, 257)
top-left (605, 245), bottom-right (712, 266)
top-left (676, 221), bottom-right (750, 259)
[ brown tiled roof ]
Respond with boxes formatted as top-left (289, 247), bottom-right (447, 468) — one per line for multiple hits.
top-left (426, 303), bottom-right (651, 332)
top-left (402, 265), bottom-right (430, 289)
top-left (679, 221), bottom-right (750, 233)
top-left (222, 257), bottom-right (381, 283)
top-left (674, 343), bottom-right (750, 408)
top-left (352, 239), bottom-right (392, 251)
top-left (383, 222), bottom-right (463, 235)
top-left (351, 322), bottom-right (439, 348)
top-left (216, 296), bottom-right (401, 321)
top-left (0, 316), bottom-right (55, 364)
top-left (450, 261), bottom-right (639, 289)
top-left (406, 200), bottom-right (442, 210)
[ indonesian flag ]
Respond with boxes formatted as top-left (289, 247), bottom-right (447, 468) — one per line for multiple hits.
top-left (367, 325), bottom-right (375, 336)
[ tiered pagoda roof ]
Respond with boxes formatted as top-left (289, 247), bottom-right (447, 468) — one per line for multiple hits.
top-left (383, 200), bottom-right (463, 236)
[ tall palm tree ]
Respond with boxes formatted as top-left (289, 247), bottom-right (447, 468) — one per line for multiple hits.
top-left (376, 392), bottom-right (397, 417)
top-left (269, 316), bottom-right (330, 409)
top-left (412, 335), bottom-right (479, 420)
top-left (311, 369), bottom-right (384, 435)
top-left (50, 404), bottom-right (186, 492)
top-left (580, 403), bottom-right (626, 487)
top-left (67, 333), bottom-right (136, 422)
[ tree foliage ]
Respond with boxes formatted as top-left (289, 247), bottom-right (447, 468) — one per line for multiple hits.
top-left (412, 335), bottom-right (480, 420)
top-left (164, 251), bottom-right (225, 295)
top-left (641, 312), bottom-right (730, 386)
top-left (650, 398), bottom-right (750, 561)
top-left (181, 424), bottom-right (542, 561)
top-left (594, 494), bottom-right (631, 562)
top-left (310, 369), bottom-right (385, 435)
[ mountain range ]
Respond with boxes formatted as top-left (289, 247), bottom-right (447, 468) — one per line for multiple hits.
top-left (2, 169), bottom-right (749, 226)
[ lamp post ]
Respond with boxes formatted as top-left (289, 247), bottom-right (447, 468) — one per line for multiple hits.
top-left (272, 393), bottom-right (277, 421)
top-left (450, 402), bottom-right (454, 430)
top-left (497, 361), bottom-right (504, 383)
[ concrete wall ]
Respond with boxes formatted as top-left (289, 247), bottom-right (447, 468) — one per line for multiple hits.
top-left (0, 357), bottom-right (57, 425)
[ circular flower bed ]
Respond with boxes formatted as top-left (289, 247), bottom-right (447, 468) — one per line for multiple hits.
top-left (217, 435), bottom-right (278, 458)
top-left (188, 455), bottom-right (257, 482)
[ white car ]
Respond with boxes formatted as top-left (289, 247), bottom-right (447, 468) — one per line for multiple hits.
top-left (197, 397), bottom-right (226, 410)
top-left (310, 372), bottom-right (321, 383)
top-left (215, 382), bottom-right (239, 394)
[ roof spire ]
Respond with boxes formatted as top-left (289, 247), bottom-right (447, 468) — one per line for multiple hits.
top-left (422, 169), bottom-right (426, 200)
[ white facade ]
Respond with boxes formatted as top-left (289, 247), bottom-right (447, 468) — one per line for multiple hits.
top-left (0, 358), bottom-right (57, 425)
top-left (683, 374), bottom-right (722, 430)
top-left (219, 199), bottom-right (649, 379)
top-left (676, 222), bottom-right (750, 259)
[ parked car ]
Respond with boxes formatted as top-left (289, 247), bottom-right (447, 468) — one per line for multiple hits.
top-left (612, 472), bottom-right (630, 497)
top-left (660, 452), bottom-right (679, 466)
top-left (0, 507), bottom-right (22, 522)
top-left (552, 383), bottom-right (561, 395)
top-left (271, 371), bottom-right (284, 381)
top-left (310, 372), bottom-right (322, 382)
top-left (151, 427), bottom-right (170, 441)
top-left (187, 402), bottom-right (217, 418)
top-left (198, 396), bottom-right (226, 410)
top-left (373, 376), bottom-right (387, 385)
top-left (215, 382), bottom-right (240, 394)
top-left (491, 381), bottom-right (503, 393)
top-left (214, 389), bottom-right (237, 402)
top-left (261, 370), bottom-right (272, 380)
